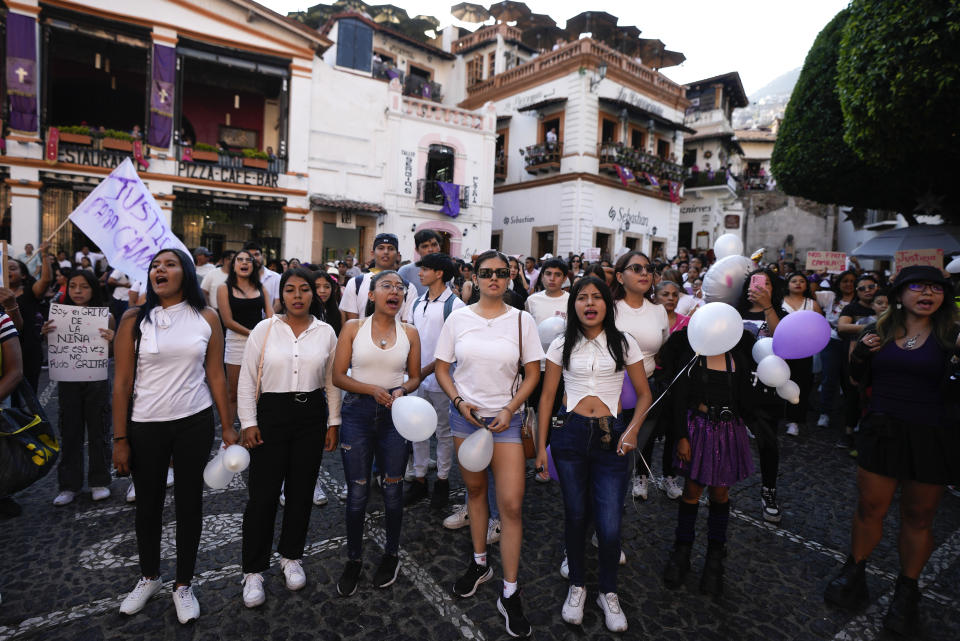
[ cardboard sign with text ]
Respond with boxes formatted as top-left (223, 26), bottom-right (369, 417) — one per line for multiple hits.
top-left (47, 304), bottom-right (110, 382)
top-left (585, 247), bottom-right (601, 261)
top-left (68, 158), bottom-right (190, 284)
top-left (895, 249), bottom-right (943, 270)
top-left (805, 251), bottom-right (847, 274)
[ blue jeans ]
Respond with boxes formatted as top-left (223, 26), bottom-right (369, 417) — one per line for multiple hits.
top-left (819, 338), bottom-right (844, 417)
top-left (340, 393), bottom-right (407, 560)
top-left (551, 412), bottom-right (631, 594)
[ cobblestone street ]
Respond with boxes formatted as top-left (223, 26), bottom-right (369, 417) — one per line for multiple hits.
top-left (1, 375), bottom-right (958, 641)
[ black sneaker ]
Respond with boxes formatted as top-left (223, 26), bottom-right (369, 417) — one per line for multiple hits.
top-left (431, 478), bottom-right (450, 510)
top-left (453, 561), bottom-right (493, 598)
top-left (497, 589), bottom-right (532, 638)
top-left (373, 554), bottom-right (400, 588)
top-left (836, 433), bottom-right (854, 449)
top-left (403, 480), bottom-right (429, 506)
top-left (337, 560), bottom-right (362, 596)
top-left (761, 486), bottom-right (782, 524)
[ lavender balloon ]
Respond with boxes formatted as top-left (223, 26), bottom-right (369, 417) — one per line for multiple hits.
top-left (773, 310), bottom-right (831, 359)
top-left (621, 373), bottom-right (637, 410)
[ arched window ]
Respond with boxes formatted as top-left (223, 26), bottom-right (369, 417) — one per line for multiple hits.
top-left (426, 144), bottom-right (455, 183)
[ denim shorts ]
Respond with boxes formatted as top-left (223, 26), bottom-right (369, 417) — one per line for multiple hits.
top-left (449, 402), bottom-right (523, 443)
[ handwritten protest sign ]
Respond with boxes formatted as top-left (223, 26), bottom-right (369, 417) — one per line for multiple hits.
top-left (68, 158), bottom-right (190, 284)
top-left (47, 303), bottom-right (110, 382)
top-left (585, 247), bottom-right (601, 261)
top-left (895, 248), bottom-right (943, 270)
top-left (805, 251), bottom-right (847, 274)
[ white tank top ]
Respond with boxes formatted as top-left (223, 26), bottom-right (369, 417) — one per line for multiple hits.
top-left (350, 316), bottom-right (409, 389)
top-left (132, 302), bottom-right (213, 422)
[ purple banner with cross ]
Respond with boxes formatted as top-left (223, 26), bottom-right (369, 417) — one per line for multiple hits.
top-left (438, 181), bottom-right (460, 218)
top-left (148, 44), bottom-right (175, 149)
top-left (6, 13), bottom-right (38, 135)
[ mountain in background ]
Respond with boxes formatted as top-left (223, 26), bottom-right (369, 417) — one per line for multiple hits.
top-left (733, 67), bottom-right (801, 129)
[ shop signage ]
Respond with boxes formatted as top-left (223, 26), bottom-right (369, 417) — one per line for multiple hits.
top-left (680, 205), bottom-right (711, 214)
top-left (472, 176), bottom-right (479, 204)
top-left (607, 206), bottom-right (650, 233)
top-left (614, 88), bottom-right (665, 117)
top-left (400, 150), bottom-right (416, 196)
top-left (501, 215), bottom-right (535, 226)
top-left (46, 303), bottom-right (110, 382)
top-left (59, 146), bottom-right (133, 170)
top-left (337, 211), bottom-right (356, 229)
top-left (176, 162), bottom-right (279, 188)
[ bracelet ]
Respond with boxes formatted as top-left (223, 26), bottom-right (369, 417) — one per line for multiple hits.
top-left (113, 436), bottom-right (127, 442)
top-left (454, 396), bottom-right (463, 410)
top-left (3, 306), bottom-right (18, 313)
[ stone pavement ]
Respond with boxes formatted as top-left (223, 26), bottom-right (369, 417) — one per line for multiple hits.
top-left (1, 375), bottom-right (958, 641)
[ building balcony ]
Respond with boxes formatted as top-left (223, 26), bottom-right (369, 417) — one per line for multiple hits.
top-left (416, 179), bottom-right (469, 209)
top-left (403, 75), bottom-right (443, 102)
top-left (598, 142), bottom-right (685, 182)
top-left (453, 23), bottom-right (524, 55)
top-left (44, 126), bottom-right (149, 167)
top-left (177, 143), bottom-right (286, 174)
top-left (522, 142), bottom-right (563, 173)
top-left (372, 59), bottom-right (404, 84)
top-left (685, 170), bottom-right (738, 190)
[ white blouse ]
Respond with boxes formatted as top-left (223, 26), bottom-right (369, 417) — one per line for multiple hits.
top-left (614, 299), bottom-right (669, 377)
top-left (236, 317), bottom-right (342, 429)
top-left (546, 333), bottom-right (643, 416)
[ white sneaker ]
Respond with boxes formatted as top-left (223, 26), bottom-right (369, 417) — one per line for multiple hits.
top-left (241, 573), bottom-right (265, 608)
top-left (664, 476), bottom-right (683, 500)
top-left (404, 459), bottom-right (415, 482)
top-left (313, 479), bottom-right (328, 506)
top-left (428, 457), bottom-right (437, 470)
top-left (631, 475), bottom-right (648, 500)
top-left (119, 576), bottom-right (163, 615)
top-left (562, 585), bottom-right (586, 624)
top-left (53, 490), bottom-right (76, 506)
top-left (91, 486), bottom-right (110, 501)
top-left (338, 484), bottom-right (348, 501)
top-left (279, 481), bottom-right (285, 507)
top-left (126, 482), bottom-right (136, 503)
top-left (172, 585), bottom-right (199, 624)
top-left (443, 504), bottom-right (470, 530)
top-left (597, 592), bottom-right (628, 632)
top-left (280, 557), bottom-right (306, 591)
top-left (591, 534), bottom-right (627, 564)
top-left (786, 422), bottom-right (799, 437)
top-left (560, 553), bottom-right (569, 578)
top-left (817, 413), bottom-right (830, 428)
top-left (166, 467), bottom-right (175, 488)
top-left (486, 518), bottom-right (502, 545)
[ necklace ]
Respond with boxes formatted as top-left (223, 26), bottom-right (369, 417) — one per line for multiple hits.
top-left (379, 338), bottom-right (388, 348)
top-left (903, 333), bottom-right (922, 349)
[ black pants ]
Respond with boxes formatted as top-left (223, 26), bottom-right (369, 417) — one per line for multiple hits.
top-left (749, 406), bottom-right (781, 488)
top-left (786, 357), bottom-right (814, 424)
top-left (57, 380), bottom-right (112, 491)
top-left (242, 391), bottom-right (326, 573)
top-left (130, 407), bottom-right (214, 584)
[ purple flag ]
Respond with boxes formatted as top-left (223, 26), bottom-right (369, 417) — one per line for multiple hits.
top-left (6, 13), bottom-right (37, 135)
top-left (148, 44), bottom-right (175, 149)
top-left (437, 181), bottom-right (460, 218)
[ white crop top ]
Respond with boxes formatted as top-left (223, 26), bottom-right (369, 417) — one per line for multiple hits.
top-left (132, 302), bottom-right (213, 422)
top-left (614, 299), bottom-right (669, 378)
top-left (350, 316), bottom-right (410, 389)
top-left (546, 332), bottom-right (643, 417)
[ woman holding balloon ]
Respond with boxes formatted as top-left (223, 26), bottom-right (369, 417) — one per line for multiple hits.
top-left (331, 270), bottom-right (421, 597)
top-left (536, 276), bottom-right (651, 631)
top-left (236, 268), bottom-right (342, 608)
top-left (434, 250), bottom-right (542, 639)
top-left (781, 272), bottom-right (823, 436)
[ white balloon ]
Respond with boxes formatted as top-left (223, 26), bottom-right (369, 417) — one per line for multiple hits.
top-left (947, 255), bottom-right (960, 274)
top-left (713, 233), bottom-right (744, 260)
top-left (458, 427), bottom-right (494, 472)
top-left (203, 450), bottom-right (233, 490)
top-left (222, 444), bottom-right (250, 473)
top-left (391, 395), bottom-right (438, 442)
top-left (776, 380), bottom-right (801, 405)
top-left (757, 355), bottom-right (791, 388)
top-left (538, 316), bottom-right (566, 351)
top-left (701, 254), bottom-right (753, 304)
top-left (687, 302), bottom-right (743, 356)
top-left (751, 337), bottom-right (775, 364)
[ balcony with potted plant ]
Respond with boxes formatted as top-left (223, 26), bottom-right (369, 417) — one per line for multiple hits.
top-left (522, 141), bottom-right (563, 174)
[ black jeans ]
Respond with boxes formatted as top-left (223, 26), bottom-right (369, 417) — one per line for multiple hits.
top-left (242, 391), bottom-right (327, 573)
top-left (57, 380), bottom-right (112, 491)
top-left (749, 406), bottom-right (781, 488)
top-left (130, 407), bottom-right (214, 584)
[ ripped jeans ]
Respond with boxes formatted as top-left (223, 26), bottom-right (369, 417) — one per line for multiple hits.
top-left (340, 392), bottom-right (408, 560)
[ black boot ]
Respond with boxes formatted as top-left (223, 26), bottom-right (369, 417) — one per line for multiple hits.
top-left (663, 542), bottom-right (692, 589)
top-left (883, 575), bottom-right (920, 637)
top-left (699, 543), bottom-right (725, 597)
top-left (824, 556), bottom-right (869, 610)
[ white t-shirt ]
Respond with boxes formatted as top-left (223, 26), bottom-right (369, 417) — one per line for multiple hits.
top-left (524, 291), bottom-right (569, 325)
top-left (195, 262), bottom-right (216, 281)
top-left (201, 268), bottom-right (229, 310)
top-left (434, 306), bottom-right (544, 416)
top-left (676, 293), bottom-right (702, 316)
top-left (338, 271), bottom-right (416, 322)
top-left (546, 332), bottom-right (642, 416)
top-left (109, 270), bottom-right (131, 301)
top-left (614, 299), bottom-right (669, 378)
top-left (412, 288), bottom-right (465, 392)
top-left (260, 268), bottom-right (281, 304)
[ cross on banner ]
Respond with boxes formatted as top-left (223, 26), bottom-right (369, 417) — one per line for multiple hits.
top-left (14, 67), bottom-right (27, 83)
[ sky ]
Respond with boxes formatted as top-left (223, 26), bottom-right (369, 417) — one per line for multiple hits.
top-left (260, 0), bottom-right (850, 95)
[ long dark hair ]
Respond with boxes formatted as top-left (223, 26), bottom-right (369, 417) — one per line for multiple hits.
top-left (137, 248), bottom-right (206, 329)
top-left (832, 269), bottom-right (857, 299)
top-left (582, 263), bottom-right (606, 282)
top-left (63, 269), bottom-right (105, 306)
top-left (473, 249), bottom-right (509, 274)
top-left (10, 258), bottom-right (35, 290)
top-left (225, 250), bottom-right (263, 295)
top-left (313, 270), bottom-right (342, 335)
top-left (785, 272), bottom-right (813, 299)
top-left (611, 250), bottom-right (652, 300)
top-left (736, 268), bottom-right (785, 315)
top-left (279, 267), bottom-right (323, 319)
top-left (364, 270), bottom-right (402, 317)
top-left (561, 276), bottom-right (628, 371)
top-left (877, 282), bottom-right (959, 350)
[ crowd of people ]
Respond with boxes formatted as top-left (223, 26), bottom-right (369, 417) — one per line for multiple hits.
top-left (1, 231), bottom-right (957, 638)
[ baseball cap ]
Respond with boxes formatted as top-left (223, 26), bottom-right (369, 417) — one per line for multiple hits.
top-left (194, 246), bottom-right (212, 257)
top-left (540, 252), bottom-right (554, 261)
top-left (374, 233), bottom-right (399, 250)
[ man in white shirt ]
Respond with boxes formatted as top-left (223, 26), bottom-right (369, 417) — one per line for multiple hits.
top-left (242, 241), bottom-right (280, 307)
top-left (107, 269), bottom-right (132, 319)
top-left (16, 243), bottom-right (42, 278)
top-left (523, 256), bottom-right (539, 295)
top-left (193, 246), bottom-right (216, 280)
top-left (344, 254), bottom-right (362, 278)
top-left (406, 253), bottom-right (464, 508)
top-left (398, 229), bottom-right (442, 297)
top-left (338, 233), bottom-right (415, 322)
top-left (201, 249), bottom-right (235, 310)
top-left (75, 245), bottom-right (104, 268)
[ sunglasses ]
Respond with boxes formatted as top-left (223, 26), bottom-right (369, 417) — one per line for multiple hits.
top-left (856, 283), bottom-right (877, 292)
top-left (477, 268), bottom-right (510, 279)
top-left (906, 282), bottom-right (944, 293)
top-left (621, 264), bottom-right (655, 275)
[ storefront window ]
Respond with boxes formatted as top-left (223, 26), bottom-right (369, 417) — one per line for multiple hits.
top-left (172, 192), bottom-right (283, 260)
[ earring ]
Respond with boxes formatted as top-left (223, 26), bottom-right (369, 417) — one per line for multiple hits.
top-left (896, 302), bottom-right (903, 309)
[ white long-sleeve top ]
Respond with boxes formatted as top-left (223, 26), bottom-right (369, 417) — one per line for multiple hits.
top-left (237, 316), bottom-right (342, 428)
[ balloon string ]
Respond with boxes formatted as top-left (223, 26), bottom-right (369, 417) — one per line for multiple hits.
top-left (619, 352), bottom-right (700, 472)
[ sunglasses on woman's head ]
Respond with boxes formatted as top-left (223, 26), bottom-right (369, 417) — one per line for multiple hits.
top-left (477, 268), bottom-right (510, 279)
top-left (621, 264), bottom-right (655, 274)
top-left (906, 282), bottom-right (944, 293)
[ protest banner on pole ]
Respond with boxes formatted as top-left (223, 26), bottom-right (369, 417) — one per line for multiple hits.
top-left (894, 248), bottom-right (943, 270)
top-left (47, 303), bottom-right (110, 382)
top-left (67, 158), bottom-right (190, 284)
top-left (805, 250), bottom-right (847, 274)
